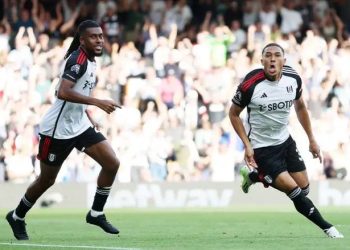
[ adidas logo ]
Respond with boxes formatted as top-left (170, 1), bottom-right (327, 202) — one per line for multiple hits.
top-left (261, 93), bottom-right (267, 98)
top-left (308, 207), bottom-right (315, 216)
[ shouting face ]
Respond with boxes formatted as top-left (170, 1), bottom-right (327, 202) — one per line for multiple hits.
top-left (261, 45), bottom-right (285, 81)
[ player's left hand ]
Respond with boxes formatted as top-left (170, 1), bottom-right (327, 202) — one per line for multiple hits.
top-left (309, 140), bottom-right (322, 163)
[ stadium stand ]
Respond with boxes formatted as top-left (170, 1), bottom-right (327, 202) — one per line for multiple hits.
top-left (0, 0), bottom-right (349, 183)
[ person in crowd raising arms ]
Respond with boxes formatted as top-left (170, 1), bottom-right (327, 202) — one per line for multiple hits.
top-left (229, 43), bottom-right (344, 238)
top-left (6, 20), bottom-right (121, 240)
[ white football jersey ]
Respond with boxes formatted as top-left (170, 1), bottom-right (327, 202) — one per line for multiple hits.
top-left (39, 48), bottom-right (96, 139)
top-left (232, 65), bottom-right (302, 148)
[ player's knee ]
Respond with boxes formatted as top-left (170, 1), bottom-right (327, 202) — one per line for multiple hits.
top-left (301, 184), bottom-right (310, 196)
top-left (104, 156), bottom-right (119, 174)
top-left (287, 186), bottom-right (303, 200)
top-left (288, 186), bottom-right (315, 216)
top-left (112, 157), bottom-right (120, 173)
top-left (45, 178), bottom-right (56, 188)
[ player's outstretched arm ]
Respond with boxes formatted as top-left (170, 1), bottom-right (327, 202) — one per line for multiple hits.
top-left (57, 79), bottom-right (121, 114)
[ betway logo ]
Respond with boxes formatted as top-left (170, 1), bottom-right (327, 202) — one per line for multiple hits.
top-left (108, 184), bottom-right (234, 208)
top-left (319, 181), bottom-right (350, 206)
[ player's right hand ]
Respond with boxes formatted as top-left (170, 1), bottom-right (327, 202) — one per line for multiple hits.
top-left (96, 99), bottom-right (121, 114)
top-left (244, 146), bottom-right (258, 170)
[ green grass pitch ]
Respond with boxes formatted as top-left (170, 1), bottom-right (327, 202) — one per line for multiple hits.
top-left (0, 207), bottom-right (349, 250)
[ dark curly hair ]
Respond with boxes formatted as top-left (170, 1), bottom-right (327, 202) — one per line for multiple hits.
top-left (64, 20), bottom-right (100, 59)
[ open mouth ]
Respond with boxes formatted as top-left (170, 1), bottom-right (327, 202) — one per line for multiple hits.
top-left (268, 64), bottom-right (277, 74)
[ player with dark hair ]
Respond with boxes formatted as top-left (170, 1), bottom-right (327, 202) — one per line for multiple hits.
top-left (6, 20), bottom-right (121, 240)
top-left (229, 43), bottom-right (344, 238)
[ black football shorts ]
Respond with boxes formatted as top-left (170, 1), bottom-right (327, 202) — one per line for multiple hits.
top-left (37, 127), bottom-right (106, 166)
top-left (253, 136), bottom-right (306, 184)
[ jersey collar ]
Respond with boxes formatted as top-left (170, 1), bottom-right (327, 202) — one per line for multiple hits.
top-left (79, 47), bottom-right (95, 62)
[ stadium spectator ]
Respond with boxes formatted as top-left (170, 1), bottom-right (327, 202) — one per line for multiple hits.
top-left (100, 1), bottom-right (120, 45)
top-left (162, 0), bottom-right (192, 34)
top-left (277, 1), bottom-right (303, 39)
top-left (259, 0), bottom-right (277, 27)
top-left (229, 43), bottom-right (343, 238)
top-left (242, 0), bottom-right (258, 29)
top-left (147, 0), bottom-right (166, 27)
top-left (228, 20), bottom-right (247, 54)
top-left (210, 133), bottom-right (235, 182)
top-left (159, 68), bottom-right (184, 109)
top-left (12, 8), bottom-right (35, 32)
top-left (123, 0), bottom-right (144, 43)
top-left (0, 17), bottom-right (11, 53)
top-left (6, 20), bottom-right (121, 240)
top-left (31, 0), bottom-right (63, 38)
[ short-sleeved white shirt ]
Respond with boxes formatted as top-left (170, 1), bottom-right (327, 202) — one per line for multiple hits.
top-left (232, 65), bottom-right (302, 148)
top-left (39, 48), bottom-right (96, 139)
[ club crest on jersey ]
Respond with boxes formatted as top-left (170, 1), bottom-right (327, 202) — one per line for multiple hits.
top-left (48, 153), bottom-right (56, 162)
top-left (286, 85), bottom-right (293, 93)
top-left (71, 64), bottom-right (81, 74)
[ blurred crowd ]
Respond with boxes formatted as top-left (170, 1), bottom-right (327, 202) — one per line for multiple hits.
top-left (0, 0), bottom-right (349, 184)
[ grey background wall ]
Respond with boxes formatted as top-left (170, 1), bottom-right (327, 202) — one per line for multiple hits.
top-left (1, 181), bottom-right (349, 209)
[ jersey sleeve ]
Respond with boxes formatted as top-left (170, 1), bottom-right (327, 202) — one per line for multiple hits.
top-left (294, 74), bottom-right (302, 100)
top-left (232, 69), bottom-right (264, 108)
top-left (232, 84), bottom-right (251, 108)
top-left (61, 51), bottom-right (88, 83)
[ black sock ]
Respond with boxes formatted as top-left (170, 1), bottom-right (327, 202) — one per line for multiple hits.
top-left (91, 186), bottom-right (111, 212)
top-left (15, 195), bottom-right (34, 218)
top-left (289, 187), bottom-right (332, 230)
top-left (301, 184), bottom-right (310, 196)
top-left (248, 169), bottom-right (260, 182)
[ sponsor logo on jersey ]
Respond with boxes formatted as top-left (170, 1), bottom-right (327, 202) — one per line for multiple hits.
top-left (260, 92), bottom-right (267, 98)
top-left (83, 80), bottom-right (96, 90)
top-left (259, 100), bottom-right (294, 112)
top-left (259, 104), bottom-right (267, 111)
top-left (71, 64), bottom-right (81, 74)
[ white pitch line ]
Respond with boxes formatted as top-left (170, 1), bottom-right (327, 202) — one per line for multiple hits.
top-left (0, 242), bottom-right (141, 250)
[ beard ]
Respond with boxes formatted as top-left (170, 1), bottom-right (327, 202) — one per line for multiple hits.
top-left (94, 49), bottom-right (103, 57)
